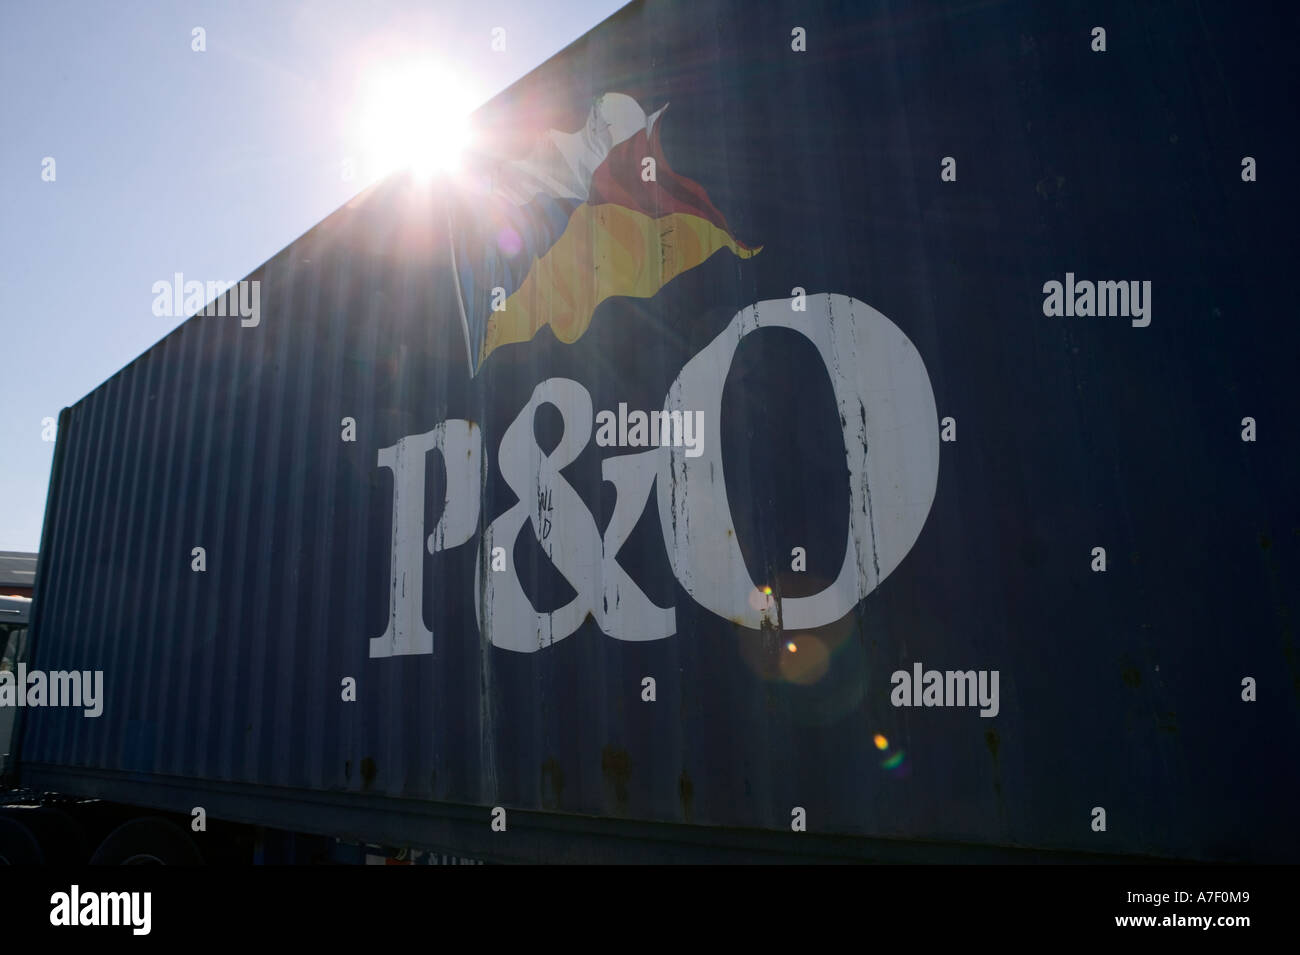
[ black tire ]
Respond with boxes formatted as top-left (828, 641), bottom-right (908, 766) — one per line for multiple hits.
top-left (89, 817), bottom-right (204, 866)
top-left (21, 807), bottom-right (89, 864)
top-left (0, 814), bottom-right (45, 865)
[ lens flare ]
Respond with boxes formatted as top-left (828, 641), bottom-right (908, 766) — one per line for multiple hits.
top-left (881, 750), bottom-right (906, 770)
top-left (873, 733), bottom-right (888, 750)
top-left (778, 635), bottom-right (829, 684)
top-left (746, 586), bottom-right (776, 614)
top-left (497, 227), bottom-right (522, 256)
top-left (734, 574), bottom-right (853, 702)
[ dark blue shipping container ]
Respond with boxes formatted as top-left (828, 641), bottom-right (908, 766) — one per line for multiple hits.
top-left (14, 0), bottom-right (1300, 862)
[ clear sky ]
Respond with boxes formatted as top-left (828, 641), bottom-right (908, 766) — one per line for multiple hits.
top-left (0, 0), bottom-right (628, 552)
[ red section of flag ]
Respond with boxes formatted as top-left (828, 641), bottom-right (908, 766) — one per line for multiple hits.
top-left (587, 120), bottom-right (753, 250)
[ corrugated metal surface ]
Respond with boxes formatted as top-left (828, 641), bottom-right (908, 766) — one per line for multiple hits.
top-left (19, 0), bottom-right (1300, 862)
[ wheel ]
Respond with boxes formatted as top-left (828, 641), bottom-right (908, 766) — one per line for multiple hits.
top-left (0, 814), bottom-right (44, 865)
top-left (21, 807), bottom-right (88, 864)
top-left (89, 817), bottom-right (204, 865)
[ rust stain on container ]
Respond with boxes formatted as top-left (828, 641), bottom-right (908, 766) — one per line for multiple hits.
top-left (541, 757), bottom-right (565, 810)
top-left (601, 746), bottom-right (631, 811)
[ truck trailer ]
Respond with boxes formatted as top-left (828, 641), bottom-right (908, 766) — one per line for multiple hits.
top-left (2, 0), bottom-right (1297, 864)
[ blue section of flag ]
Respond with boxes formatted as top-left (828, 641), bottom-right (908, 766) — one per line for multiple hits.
top-left (451, 192), bottom-right (581, 366)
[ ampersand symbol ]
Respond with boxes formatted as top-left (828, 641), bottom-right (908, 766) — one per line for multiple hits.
top-left (476, 378), bottom-right (674, 652)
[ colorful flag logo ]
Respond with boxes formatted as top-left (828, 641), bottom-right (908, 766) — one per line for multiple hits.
top-left (449, 93), bottom-right (759, 373)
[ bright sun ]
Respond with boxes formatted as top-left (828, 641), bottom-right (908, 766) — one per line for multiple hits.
top-left (355, 59), bottom-right (473, 184)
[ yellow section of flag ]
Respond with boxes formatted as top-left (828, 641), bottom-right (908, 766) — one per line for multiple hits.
top-left (480, 203), bottom-right (759, 365)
